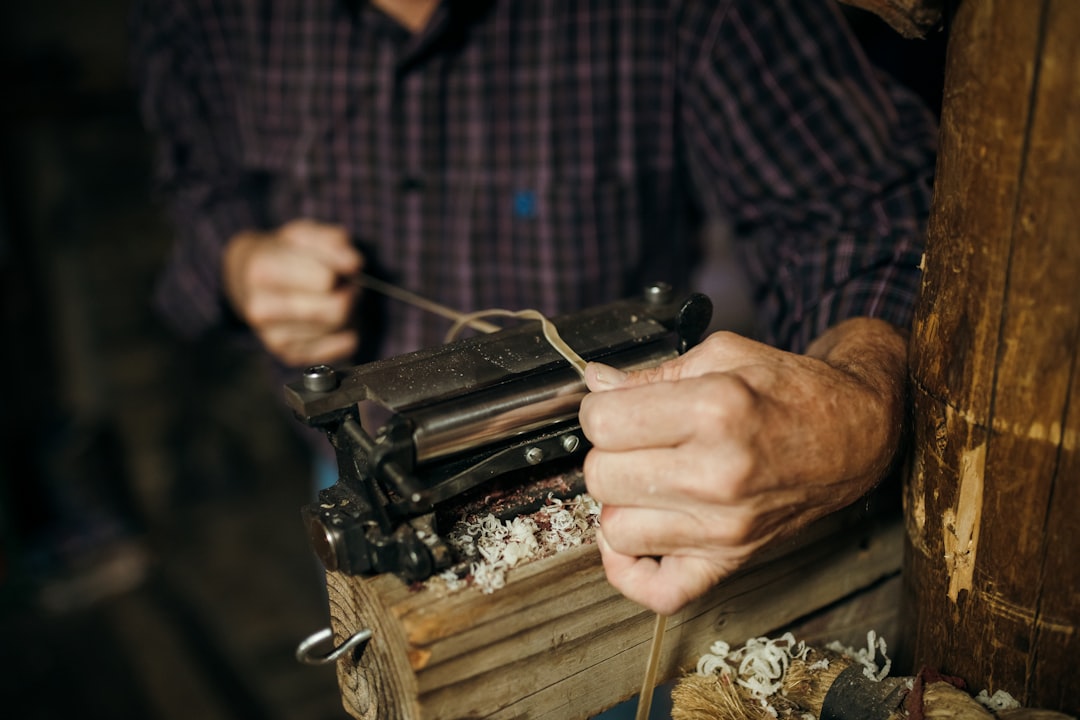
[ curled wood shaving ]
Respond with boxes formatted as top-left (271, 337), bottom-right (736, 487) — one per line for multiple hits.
top-left (432, 494), bottom-right (601, 594)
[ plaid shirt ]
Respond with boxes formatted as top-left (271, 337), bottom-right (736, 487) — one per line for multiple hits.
top-left (132, 0), bottom-right (936, 364)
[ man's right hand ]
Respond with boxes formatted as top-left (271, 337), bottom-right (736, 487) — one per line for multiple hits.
top-left (223, 219), bottom-right (363, 367)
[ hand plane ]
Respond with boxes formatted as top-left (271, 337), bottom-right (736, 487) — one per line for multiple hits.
top-left (284, 283), bottom-right (712, 583)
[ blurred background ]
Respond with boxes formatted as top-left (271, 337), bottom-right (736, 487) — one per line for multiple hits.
top-left (0, 2), bottom-right (345, 718)
top-left (0, 3), bottom-right (945, 719)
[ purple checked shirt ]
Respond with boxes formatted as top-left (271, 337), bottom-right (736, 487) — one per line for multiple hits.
top-left (131, 0), bottom-right (936, 366)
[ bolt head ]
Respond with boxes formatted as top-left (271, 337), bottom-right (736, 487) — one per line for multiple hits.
top-left (644, 282), bottom-right (673, 305)
top-left (524, 447), bottom-right (545, 465)
top-left (303, 364), bottom-right (338, 392)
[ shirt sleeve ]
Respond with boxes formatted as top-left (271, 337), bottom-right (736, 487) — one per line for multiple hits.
top-left (676, 0), bottom-right (937, 353)
top-left (130, 0), bottom-right (262, 338)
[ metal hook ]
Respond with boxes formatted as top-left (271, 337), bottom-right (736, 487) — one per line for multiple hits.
top-left (295, 627), bottom-right (373, 666)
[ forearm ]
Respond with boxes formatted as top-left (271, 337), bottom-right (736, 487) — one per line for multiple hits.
top-left (804, 316), bottom-right (910, 485)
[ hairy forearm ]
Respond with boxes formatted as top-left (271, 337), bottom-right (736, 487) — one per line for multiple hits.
top-left (805, 317), bottom-right (910, 483)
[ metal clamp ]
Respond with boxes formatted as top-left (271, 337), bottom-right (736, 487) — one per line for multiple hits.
top-left (295, 627), bottom-right (373, 666)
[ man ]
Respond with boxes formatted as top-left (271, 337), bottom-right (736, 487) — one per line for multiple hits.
top-left (132, 0), bottom-right (936, 615)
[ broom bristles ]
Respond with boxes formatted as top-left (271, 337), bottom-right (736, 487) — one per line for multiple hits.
top-left (782, 648), bottom-right (854, 717)
top-left (670, 673), bottom-right (773, 720)
top-left (671, 646), bottom-right (857, 720)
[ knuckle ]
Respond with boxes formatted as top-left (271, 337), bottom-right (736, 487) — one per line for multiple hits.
top-left (581, 450), bottom-right (606, 496)
top-left (598, 506), bottom-right (628, 544)
top-left (692, 375), bottom-right (758, 432)
top-left (698, 330), bottom-right (743, 358)
top-left (579, 396), bottom-right (622, 448)
top-left (699, 331), bottom-right (733, 353)
top-left (721, 449), bottom-right (758, 498)
top-left (712, 512), bottom-right (756, 546)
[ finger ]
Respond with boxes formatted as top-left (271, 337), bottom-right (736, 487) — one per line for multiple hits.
top-left (596, 503), bottom-right (756, 557)
top-left (596, 528), bottom-right (719, 615)
top-left (299, 330), bottom-right (360, 365)
top-left (585, 359), bottom-right (687, 393)
top-left (579, 380), bottom-right (689, 450)
top-left (584, 443), bottom-right (754, 509)
top-left (587, 333), bottom-right (781, 394)
top-left (579, 372), bottom-right (757, 451)
top-left (584, 362), bottom-right (629, 392)
top-left (258, 314), bottom-right (356, 350)
top-left (259, 328), bottom-right (360, 368)
top-left (279, 219), bottom-right (363, 276)
top-left (246, 244), bottom-right (348, 293)
top-left (246, 286), bottom-right (357, 328)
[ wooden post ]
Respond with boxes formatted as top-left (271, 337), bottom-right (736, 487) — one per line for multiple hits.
top-left (903, 0), bottom-right (1080, 713)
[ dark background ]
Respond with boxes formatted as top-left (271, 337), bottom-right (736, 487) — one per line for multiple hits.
top-left (0, 3), bottom-right (945, 719)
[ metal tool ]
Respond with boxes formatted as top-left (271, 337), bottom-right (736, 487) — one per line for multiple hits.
top-left (819, 664), bottom-right (909, 720)
top-left (285, 282), bottom-right (713, 583)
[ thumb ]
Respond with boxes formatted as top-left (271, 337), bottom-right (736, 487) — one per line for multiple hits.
top-left (585, 352), bottom-right (695, 393)
top-left (584, 362), bottom-right (629, 392)
top-left (595, 528), bottom-right (709, 615)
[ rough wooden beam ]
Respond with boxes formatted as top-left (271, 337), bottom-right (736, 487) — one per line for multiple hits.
top-left (324, 504), bottom-right (904, 719)
top-left (903, 0), bottom-right (1080, 713)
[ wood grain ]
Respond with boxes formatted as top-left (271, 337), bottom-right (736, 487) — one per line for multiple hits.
top-left (324, 504), bottom-right (904, 719)
top-left (903, 0), bottom-right (1080, 713)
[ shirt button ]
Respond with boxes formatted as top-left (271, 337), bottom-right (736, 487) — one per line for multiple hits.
top-left (399, 175), bottom-right (424, 192)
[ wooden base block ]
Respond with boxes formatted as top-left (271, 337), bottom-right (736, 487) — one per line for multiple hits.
top-left (325, 506), bottom-right (904, 719)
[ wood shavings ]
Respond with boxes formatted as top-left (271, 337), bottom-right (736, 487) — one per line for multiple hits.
top-left (974, 689), bottom-right (1022, 712)
top-left (430, 494), bottom-right (600, 594)
top-left (682, 631), bottom-right (1059, 720)
top-left (697, 633), bottom-right (810, 699)
top-left (825, 629), bottom-right (892, 681)
top-left (685, 632), bottom-right (902, 719)
top-left (692, 633), bottom-right (813, 718)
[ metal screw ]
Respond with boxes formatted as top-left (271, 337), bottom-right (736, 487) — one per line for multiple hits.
top-left (524, 447), bottom-right (545, 465)
top-left (561, 434), bottom-right (580, 453)
top-left (643, 282), bottom-right (673, 305)
top-left (303, 364), bottom-right (338, 392)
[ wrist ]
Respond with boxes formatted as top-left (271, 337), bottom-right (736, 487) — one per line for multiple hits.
top-left (806, 317), bottom-right (910, 483)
